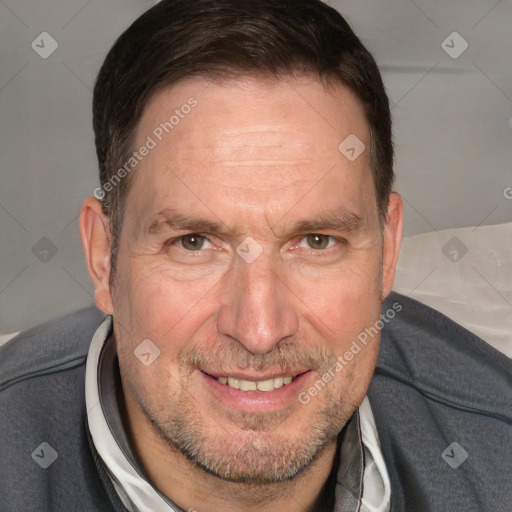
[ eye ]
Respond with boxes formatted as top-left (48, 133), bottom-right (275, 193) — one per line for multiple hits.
top-left (176, 234), bottom-right (212, 251)
top-left (300, 234), bottom-right (336, 250)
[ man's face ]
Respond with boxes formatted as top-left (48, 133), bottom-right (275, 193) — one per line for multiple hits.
top-left (105, 76), bottom-right (398, 483)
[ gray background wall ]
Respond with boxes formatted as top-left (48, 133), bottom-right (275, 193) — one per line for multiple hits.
top-left (1, 0), bottom-right (511, 334)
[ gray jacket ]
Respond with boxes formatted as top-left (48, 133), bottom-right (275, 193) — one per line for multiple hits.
top-left (1, 291), bottom-right (511, 511)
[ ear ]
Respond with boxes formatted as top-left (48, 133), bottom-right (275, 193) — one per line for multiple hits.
top-left (381, 191), bottom-right (403, 300)
top-left (79, 196), bottom-right (114, 315)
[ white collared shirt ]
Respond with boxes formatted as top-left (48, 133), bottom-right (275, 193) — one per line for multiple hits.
top-left (86, 317), bottom-right (391, 512)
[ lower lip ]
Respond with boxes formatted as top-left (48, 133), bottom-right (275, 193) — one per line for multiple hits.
top-left (199, 370), bottom-right (313, 413)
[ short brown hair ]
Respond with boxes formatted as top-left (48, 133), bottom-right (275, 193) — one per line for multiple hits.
top-left (92, 0), bottom-right (394, 273)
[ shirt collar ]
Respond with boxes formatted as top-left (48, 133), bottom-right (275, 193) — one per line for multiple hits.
top-left (86, 316), bottom-right (390, 512)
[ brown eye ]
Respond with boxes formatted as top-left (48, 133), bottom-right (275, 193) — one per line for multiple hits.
top-left (180, 234), bottom-right (206, 251)
top-left (305, 234), bottom-right (331, 250)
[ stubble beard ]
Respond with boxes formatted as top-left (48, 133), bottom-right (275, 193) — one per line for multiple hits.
top-left (144, 382), bottom-right (354, 485)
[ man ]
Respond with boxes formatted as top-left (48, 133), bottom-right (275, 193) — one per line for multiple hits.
top-left (1, 1), bottom-right (510, 511)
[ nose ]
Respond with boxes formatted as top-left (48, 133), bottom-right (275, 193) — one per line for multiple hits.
top-left (216, 251), bottom-right (299, 354)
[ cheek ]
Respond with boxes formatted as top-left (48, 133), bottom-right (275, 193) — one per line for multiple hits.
top-left (111, 256), bottom-right (221, 386)
top-left (112, 264), bottom-right (193, 403)
top-left (116, 333), bottom-right (184, 423)
top-left (115, 257), bottom-right (207, 334)
top-left (292, 256), bottom-right (382, 331)
top-left (289, 259), bottom-right (383, 391)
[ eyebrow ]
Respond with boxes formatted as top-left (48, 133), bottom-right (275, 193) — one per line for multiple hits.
top-left (147, 207), bottom-right (364, 238)
top-left (147, 210), bottom-right (228, 235)
top-left (279, 207), bottom-right (365, 237)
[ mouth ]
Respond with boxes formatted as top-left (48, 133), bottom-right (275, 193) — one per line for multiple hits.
top-left (214, 374), bottom-right (298, 392)
top-left (198, 369), bottom-right (312, 413)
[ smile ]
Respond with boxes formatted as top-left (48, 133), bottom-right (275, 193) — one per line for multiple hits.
top-left (216, 375), bottom-right (296, 392)
top-left (198, 370), bottom-right (312, 413)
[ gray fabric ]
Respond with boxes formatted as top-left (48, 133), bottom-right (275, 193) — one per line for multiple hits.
top-left (0, 306), bottom-right (127, 511)
top-left (1, 292), bottom-right (511, 511)
top-left (369, 293), bottom-right (512, 512)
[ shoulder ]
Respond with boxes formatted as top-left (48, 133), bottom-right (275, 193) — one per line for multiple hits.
top-left (0, 307), bottom-right (112, 510)
top-left (370, 292), bottom-right (512, 510)
top-left (377, 291), bottom-right (512, 411)
top-left (0, 306), bottom-right (105, 392)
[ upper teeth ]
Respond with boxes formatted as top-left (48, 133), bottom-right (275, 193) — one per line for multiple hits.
top-left (218, 376), bottom-right (294, 392)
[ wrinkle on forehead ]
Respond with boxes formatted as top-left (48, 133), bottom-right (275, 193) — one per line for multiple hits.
top-left (173, 134), bottom-right (319, 173)
top-left (125, 76), bottom-right (375, 236)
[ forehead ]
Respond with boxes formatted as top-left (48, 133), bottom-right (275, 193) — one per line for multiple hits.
top-left (126, 75), bottom-right (376, 230)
